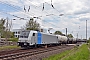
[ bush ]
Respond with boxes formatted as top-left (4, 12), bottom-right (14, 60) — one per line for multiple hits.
top-left (8, 38), bottom-right (18, 42)
top-left (87, 40), bottom-right (90, 43)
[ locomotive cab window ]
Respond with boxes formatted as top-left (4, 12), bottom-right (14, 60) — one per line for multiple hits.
top-left (20, 31), bottom-right (30, 38)
top-left (33, 33), bottom-right (35, 36)
top-left (57, 37), bottom-right (58, 39)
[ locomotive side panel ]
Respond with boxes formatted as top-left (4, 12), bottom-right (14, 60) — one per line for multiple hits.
top-left (28, 32), bottom-right (58, 45)
top-left (41, 34), bottom-right (58, 44)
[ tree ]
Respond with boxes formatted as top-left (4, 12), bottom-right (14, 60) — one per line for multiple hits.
top-left (89, 37), bottom-right (90, 46)
top-left (67, 34), bottom-right (73, 38)
top-left (25, 18), bottom-right (40, 31)
top-left (0, 18), bottom-right (5, 37)
top-left (0, 18), bottom-right (5, 30)
top-left (0, 18), bottom-right (14, 38)
top-left (54, 31), bottom-right (62, 35)
top-left (87, 37), bottom-right (90, 43)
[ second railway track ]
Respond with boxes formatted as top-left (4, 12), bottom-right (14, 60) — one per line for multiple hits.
top-left (0, 45), bottom-right (74, 60)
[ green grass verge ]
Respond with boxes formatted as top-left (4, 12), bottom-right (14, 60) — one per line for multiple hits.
top-left (63, 44), bottom-right (90, 60)
top-left (43, 48), bottom-right (75, 60)
top-left (0, 45), bottom-right (20, 50)
top-left (43, 44), bottom-right (90, 60)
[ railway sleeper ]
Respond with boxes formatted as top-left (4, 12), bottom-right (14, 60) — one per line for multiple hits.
top-left (0, 46), bottom-right (73, 60)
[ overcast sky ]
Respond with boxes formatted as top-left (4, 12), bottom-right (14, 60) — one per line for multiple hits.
top-left (0, 0), bottom-right (90, 39)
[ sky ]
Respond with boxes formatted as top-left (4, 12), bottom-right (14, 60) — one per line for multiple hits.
top-left (0, 0), bottom-right (90, 39)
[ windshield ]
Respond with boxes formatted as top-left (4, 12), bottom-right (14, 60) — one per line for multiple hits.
top-left (20, 30), bottom-right (30, 38)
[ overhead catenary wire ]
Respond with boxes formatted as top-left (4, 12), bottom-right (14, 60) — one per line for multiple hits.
top-left (0, 1), bottom-right (56, 21)
top-left (51, 0), bottom-right (52, 5)
top-left (0, 1), bottom-right (39, 19)
top-left (28, 0), bottom-right (62, 15)
top-left (0, 1), bottom-right (35, 18)
top-left (26, 0), bottom-right (62, 18)
top-left (45, 2), bottom-right (62, 14)
top-left (28, 1), bottom-right (68, 32)
top-left (28, 6), bottom-right (30, 12)
top-left (0, 11), bottom-right (57, 27)
top-left (0, 1), bottom-right (59, 20)
top-left (4, 0), bottom-right (59, 18)
top-left (8, 0), bottom-right (64, 16)
top-left (24, 5), bottom-right (26, 12)
top-left (28, 0), bottom-right (62, 17)
top-left (44, 0), bottom-right (62, 14)
top-left (0, 10), bottom-right (61, 30)
top-left (0, 1), bottom-right (81, 37)
top-left (0, 11), bottom-right (28, 20)
top-left (23, 0), bottom-right (65, 30)
top-left (0, 1), bottom-right (53, 21)
top-left (0, 12), bottom-right (62, 33)
top-left (0, 1), bottom-right (62, 30)
top-left (28, 0), bottom-right (62, 20)
top-left (0, 0), bottom-right (64, 32)
top-left (26, 0), bottom-right (65, 31)
top-left (24, 5), bottom-right (30, 12)
top-left (42, 3), bottom-right (44, 11)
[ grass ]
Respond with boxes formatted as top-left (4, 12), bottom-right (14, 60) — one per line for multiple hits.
top-left (43, 48), bottom-right (75, 60)
top-left (88, 40), bottom-right (90, 51)
top-left (0, 45), bottom-right (20, 50)
top-left (62, 44), bottom-right (90, 60)
top-left (43, 44), bottom-right (90, 60)
top-left (8, 38), bottom-right (18, 42)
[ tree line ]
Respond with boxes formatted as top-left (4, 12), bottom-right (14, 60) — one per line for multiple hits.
top-left (0, 18), bottom-right (14, 38)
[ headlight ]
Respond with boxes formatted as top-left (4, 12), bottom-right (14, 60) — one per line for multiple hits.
top-left (18, 40), bottom-right (21, 42)
top-left (17, 43), bottom-right (19, 45)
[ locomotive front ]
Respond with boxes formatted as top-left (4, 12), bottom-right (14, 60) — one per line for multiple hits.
top-left (17, 30), bottom-right (30, 48)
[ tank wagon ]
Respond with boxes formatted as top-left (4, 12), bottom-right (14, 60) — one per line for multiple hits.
top-left (18, 30), bottom-right (78, 48)
top-left (68, 38), bottom-right (77, 44)
top-left (56, 35), bottom-right (67, 44)
top-left (76, 39), bottom-right (86, 43)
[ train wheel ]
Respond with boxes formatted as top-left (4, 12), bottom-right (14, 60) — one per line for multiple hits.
top-left (45, 44), bottom-right (47, 48)
top-left (35, 43), bottom-right (37, 48)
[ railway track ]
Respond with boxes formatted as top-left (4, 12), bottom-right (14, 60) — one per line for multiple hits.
top-left (0, 45), bottom-right (74, 60)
